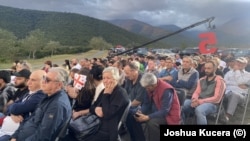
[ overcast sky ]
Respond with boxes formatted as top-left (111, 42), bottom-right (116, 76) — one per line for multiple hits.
top-left (0, 0), bottom-right (249, 29)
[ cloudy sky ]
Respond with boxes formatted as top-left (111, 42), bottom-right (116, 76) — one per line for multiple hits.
top-left (0, 0), bottom-right (249, 29)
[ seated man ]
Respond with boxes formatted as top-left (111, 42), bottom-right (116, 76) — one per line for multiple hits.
top-left (3, 69), bottom-right (31, 115)
top-left (9, 67), bottom-right (72, 141)
top-left (0, 71), bottom-right (16, 117)
top-left (182, 61), bottom-right (226, 125)
top-left (158, 57), bottom-right (178, 86)
top-left (123, 61), bottom-right (147, 140)
top-left (171, 56), bottom-right (199, 99)
top-left (223, 57), bottom-right (250, 123)
top-left (123, 61), bottom-right (147, 107)
top-left (145, 58), bottom-right (159, 77)
top-left (0, 70), bottom-right (46, 140)
top-left (126, 73), bottom-right (181, 141)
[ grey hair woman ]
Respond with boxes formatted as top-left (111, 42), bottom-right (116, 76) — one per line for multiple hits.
top-left (86, 66), bottom-right (130, 141)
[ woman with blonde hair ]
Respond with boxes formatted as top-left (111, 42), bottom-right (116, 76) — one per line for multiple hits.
top-left (86, 66), bottom-right (130, 141)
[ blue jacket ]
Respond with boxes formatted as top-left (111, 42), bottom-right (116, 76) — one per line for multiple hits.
top-left (12, 90), bottom-right (72, 141)
top-left (7, 90), bottom-right (46, 121)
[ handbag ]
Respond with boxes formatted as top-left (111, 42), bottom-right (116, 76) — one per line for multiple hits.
top-left (68, 113), bottom-right (100, 140)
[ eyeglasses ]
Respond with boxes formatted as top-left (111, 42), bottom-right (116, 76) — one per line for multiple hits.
top-left (42, 75), bottom-right (59, 83)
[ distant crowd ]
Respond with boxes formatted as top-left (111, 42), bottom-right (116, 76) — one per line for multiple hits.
top-left (0, 51), bottom-right (249, 141)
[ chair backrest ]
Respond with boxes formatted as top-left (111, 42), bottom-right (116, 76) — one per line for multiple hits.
top-left (54, 116), bottom-right (71, 141)
top-left (54, 100), bottom-right (75, 141)
top-left (118, 100), bottom-right (131, 130)
top-left (241, 87), bottom-right (250, 124)
top-left (175, 88), bottom-right (186, 106)
top-left (215, 94), bottom-right (226, 124)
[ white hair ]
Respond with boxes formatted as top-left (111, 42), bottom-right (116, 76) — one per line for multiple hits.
top-left (49, 67), bottom-right (69, 87)
top-left (140, 73), bottom-right (157, 87)
top-left (103, 66), bottom-right (120, 82)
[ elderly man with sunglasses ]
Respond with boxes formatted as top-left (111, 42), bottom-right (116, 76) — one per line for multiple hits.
top-left (9, 67), bottom-right (72, 141)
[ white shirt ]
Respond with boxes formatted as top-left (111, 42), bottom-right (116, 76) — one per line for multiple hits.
top-left (219, 60), bottom-right (226, 70)
top-left (92, 82), bottom-right (105, 103)
top-left (71, 63), bottom-right (82, 70)
top-left (0, 116), bottom-right (20, 136)
top-left (224, 69), bottom-right (250, 95)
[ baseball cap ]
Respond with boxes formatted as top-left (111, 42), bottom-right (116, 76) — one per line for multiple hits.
top-left (14, 69), bottom-right (31, 79)
top-left (236, 57), bottom-right (248, 64)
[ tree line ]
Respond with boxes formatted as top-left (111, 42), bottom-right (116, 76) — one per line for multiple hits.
top-left (0, 28), bottom-right (113, 63)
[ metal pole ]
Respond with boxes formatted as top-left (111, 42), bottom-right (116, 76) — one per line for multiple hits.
top-left (111, 17), bottom-right (215, 57)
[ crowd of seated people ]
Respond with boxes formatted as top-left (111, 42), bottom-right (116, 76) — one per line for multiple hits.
top-left (0, 52), bottom-right (249, 141)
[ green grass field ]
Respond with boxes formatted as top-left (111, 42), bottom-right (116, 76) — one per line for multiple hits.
top-left (0, 50), bottom-right (108, 70)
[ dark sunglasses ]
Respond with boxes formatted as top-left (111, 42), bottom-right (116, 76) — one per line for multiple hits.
top-left (42, 75), bottom-right (59, 83)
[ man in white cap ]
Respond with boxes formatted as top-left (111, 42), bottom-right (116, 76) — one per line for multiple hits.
top-left (223, 57), bottom-right (250, 123)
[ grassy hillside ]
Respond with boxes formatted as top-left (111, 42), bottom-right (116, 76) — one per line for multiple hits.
top-left (0, 5), bottom-right (151, 47)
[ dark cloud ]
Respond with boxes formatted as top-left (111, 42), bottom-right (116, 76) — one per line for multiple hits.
top-left (0, 0), bottom-right (249, 28)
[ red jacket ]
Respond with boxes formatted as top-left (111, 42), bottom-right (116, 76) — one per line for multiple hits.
top-left (148, 79), bottom-right (181, 125)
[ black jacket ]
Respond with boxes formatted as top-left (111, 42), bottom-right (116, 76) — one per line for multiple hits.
top-left (89, 85), bottom-right (129, 141)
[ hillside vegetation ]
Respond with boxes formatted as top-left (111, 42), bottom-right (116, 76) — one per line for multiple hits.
top-left (0, 5), bottom-right (166, 62)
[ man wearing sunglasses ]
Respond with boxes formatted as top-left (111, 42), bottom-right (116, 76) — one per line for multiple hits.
top-left (10, 67), bottom-right (72, 141)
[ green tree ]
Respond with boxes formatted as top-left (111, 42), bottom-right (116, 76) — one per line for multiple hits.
top-left (44, 40), bottom-right (61, 56)
top-left (88, 37), bottom-right (113, 50)
top-left (0, 28), bottom-right (18, 62)
top-left (21, 29), bottom-right (47, 59)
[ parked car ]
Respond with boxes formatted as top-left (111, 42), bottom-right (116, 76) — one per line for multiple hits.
top-left (234, 49), bottom-right (250, 58)
top-left (218, 48), bottom-right (239, 59)
top-left (155, 49), bottom-right (175, 58)
top-left (179, 47), bottom-right (200, 58)
top-left (136, 48), bottom-right (149, 56)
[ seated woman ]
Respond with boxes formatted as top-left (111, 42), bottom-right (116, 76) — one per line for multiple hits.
top-left (66, 68), bottom-right (96, 137)
top-left (86, 66), bottom-right (130, 141)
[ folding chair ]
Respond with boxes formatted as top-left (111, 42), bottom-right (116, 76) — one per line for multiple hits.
top-left (175, 88), bottom-right (186, 107)
top-left (117, 101), bottom-right (131, 141)
top-left (214, 94), bottom-right (226, 125)
top-left (241, 87), bottom-right (250, 124)
top-left (175, 88), bottom-right (187, 124)
top-left (54, 116), bottom-right (71, 141)
top-left (55, 99), bottom-right (75, 141)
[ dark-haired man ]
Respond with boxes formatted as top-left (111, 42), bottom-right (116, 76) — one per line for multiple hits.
top-left (123, 61), bottom-right (147, 107)
top-left (3, 69), bottom-right (31, 115)
top-left (182, 61), bottom-right (226, 124)
top-left (0, 71), bottom-right (16, 117)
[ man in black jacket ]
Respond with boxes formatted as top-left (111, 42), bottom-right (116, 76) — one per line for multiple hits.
top-left (3, 69), bottom-right (31, 115)
top-left (0, 71), bottom-right (16, 117)
top-left (10, 67), bottom-right (72, 141)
